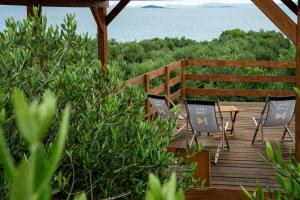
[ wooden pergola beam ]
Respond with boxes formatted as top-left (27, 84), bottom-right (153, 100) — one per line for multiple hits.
top-left (251, 0), bottom-right (297, 44)
top-left (296, 3), bottom-right (300, 162)
top-left (281, 0), bottom-right (298, 15)
top-left (0, 0), bottom-right (108, 7)
top-left (106, 0), bottom-right (130, 25)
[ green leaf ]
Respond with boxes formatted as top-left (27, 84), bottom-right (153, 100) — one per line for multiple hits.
top-left (294, 87), bottom-right (300, 97)
top-left (0, 129), bottom-right (16, 179)
top-left (10, 160), bottom-right (33, 200)
top-left (13, 89), bottom-right (36, 143)
top-left (145, 173), bottom-right (162, 200)
top-left (32, 145), bottom-right (51, 200)
top-left (38, 104), bottom-right (70, 193)
top-left (265, 142), bottom-right (274, 162)
top-left (74, 193), bottom-right (87, 200)
top-left (36, 90), bottom-right (56, 141)
top-left (13, 89), bottom-right (56, 144)
top-left (241, 186), bottom-right (256, 200)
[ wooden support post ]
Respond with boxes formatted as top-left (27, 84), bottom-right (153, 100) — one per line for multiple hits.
top-left (251, 0), bottom-right (297, 44)
top-left (181, 59), bottom-right (186, 98)
top-left (165, 66), bottom-right (171, 107)
top-left (90, 7), bottom-right (108, 69)
top-left (98, 7), bottom-right (108, 68)
top-left (296, 3), bottom-right (300, 162)
top-left (27, 5), bottom-right (42, 18)
top-left (144, 73), bottom-right (151, 120)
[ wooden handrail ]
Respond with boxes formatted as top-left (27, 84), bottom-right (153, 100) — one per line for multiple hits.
top-left (185, 59), bottom-right (296, 68)
top-left (121, 59), bottom-right (296, 117)
top-left (186, 88), bottom-right (294, 97)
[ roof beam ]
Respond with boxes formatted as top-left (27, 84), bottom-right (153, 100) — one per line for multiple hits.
top-left (281, 0), bottom-right (298, 15)
top-left (105, 0), bottom-right (130, 25)
top-left (0, 0), bottom-right (108, 7)
top-left (251, 0), bottom-right (297, 44)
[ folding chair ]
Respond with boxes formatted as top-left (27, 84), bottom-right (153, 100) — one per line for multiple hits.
top-left (252, 96), bottom-right (295, 144)
top-left (185, 99), bottom-right (229, 164)
top-left (147, 94), bottom-right (186, 135)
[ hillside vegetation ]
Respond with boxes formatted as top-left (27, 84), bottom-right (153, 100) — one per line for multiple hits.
top-left (109, 29), bottom-right (295, 101)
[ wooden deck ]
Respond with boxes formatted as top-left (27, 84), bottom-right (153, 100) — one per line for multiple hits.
top-left (169, 102), bottom-right (295, 190)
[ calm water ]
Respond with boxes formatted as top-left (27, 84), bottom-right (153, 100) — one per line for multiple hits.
top-left (0, 5), bottom-right (296, 42)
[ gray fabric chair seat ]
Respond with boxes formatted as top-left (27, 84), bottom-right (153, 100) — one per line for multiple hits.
top-left (185, 99), bottom-right (230, 165)
top-left (252, 96), bottom-right (295, 144)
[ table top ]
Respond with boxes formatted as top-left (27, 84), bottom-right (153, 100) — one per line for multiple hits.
top-left (217, 105), bottom-right (239, 113)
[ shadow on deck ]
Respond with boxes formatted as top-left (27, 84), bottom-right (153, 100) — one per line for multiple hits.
top-left (169, 102), bottom-right (295, 190)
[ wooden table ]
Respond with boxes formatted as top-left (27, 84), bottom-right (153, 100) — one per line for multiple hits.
top-left (215, 105), bottom-right (240, 139)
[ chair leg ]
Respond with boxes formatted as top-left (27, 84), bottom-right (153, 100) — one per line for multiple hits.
top-left (281, 126), bottom-right (288, 141)
top-left (189, 131), bottom-right (198, 147)
top-left (252, 117), bottom-right (260, 145)
top-left (224, 122), bottom-right (229, 150)
top-left (261, 124), bottom-right (264, 143)
top-left (214, 144), bottom-right (221, 165)
top-left (224, 132), bottom-right (230, 150)
top-left (284, 125), bottom-right (295, 143)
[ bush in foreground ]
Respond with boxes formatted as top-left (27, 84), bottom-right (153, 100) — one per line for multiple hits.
top-left (0, 11), bottom-right (178, 199)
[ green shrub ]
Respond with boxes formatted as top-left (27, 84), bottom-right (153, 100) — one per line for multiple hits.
top-left (0, 89), bottom-right (71, 200)
top-left (0, 11), bottom-right (179, 199)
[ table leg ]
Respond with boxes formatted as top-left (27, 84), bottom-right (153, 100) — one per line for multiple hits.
top-left (230, 111), bottom-right (238, 135)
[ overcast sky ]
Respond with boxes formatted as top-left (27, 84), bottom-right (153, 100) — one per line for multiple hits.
top-left (116, 0), bottom-right (284, 6)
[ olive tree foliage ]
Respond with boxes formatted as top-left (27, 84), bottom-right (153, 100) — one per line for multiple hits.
top-left (0, 89), bottom-right (80, 200)
top-left (0, 10), bottom-right (178, 199)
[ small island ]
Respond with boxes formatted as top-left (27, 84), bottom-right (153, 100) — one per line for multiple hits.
top-left (142, 5), bottom-right (165, 9)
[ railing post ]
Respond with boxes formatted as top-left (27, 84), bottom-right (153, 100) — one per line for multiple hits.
top-left (144, 73), bottom-right (151, 120)
top-left (181, 59), bottom-right (186, 98)
top-left (165, 66), bottom-right (170, 107)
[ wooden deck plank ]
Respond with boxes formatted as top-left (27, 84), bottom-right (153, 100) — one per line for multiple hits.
top-left (169, 102), bottom-right (295, 189)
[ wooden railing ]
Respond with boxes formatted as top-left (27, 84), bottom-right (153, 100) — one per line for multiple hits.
top-left (184, 59), bottom-right (295, 97)
top-left (123, 59), bottom-right (296, 117)
top-left (122, 59), bottom-right (294, 199)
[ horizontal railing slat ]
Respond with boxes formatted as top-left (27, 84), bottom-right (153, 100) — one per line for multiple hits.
top-left (186, 88), bottom-right (294, 97)
top-left (185, 59), bottom-right (296, 69)
top-left (185, 74), bottom-right (296, 83)
top-left (149, 83), bottom-right (165, 95)
top-left (124, 74), bottom-right (144, 86)
top-left (170, 76), bottom-right (181, 87)
top-left (148, 67), bottom-right (165, 80)
top-left (168, 60), bottom-right (182, 71)
top-left (170, 89), bottom-right (181, 101)
top-left (148, 61), bottom-right (182, 80)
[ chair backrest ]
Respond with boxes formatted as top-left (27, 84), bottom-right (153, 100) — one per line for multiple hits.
top-left (186, 99), bottom-right (220, 133)
top-left (264, 96), bottom-right (296, 127)
top-left (147, 94), bottom-right (171, 118)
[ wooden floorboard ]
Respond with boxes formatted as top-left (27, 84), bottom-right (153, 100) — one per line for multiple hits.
top-left (169, 102), bottom-right (295, 190)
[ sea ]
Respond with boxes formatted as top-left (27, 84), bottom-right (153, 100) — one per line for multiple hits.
top-left (0, 4), bottom-right (296, 42)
